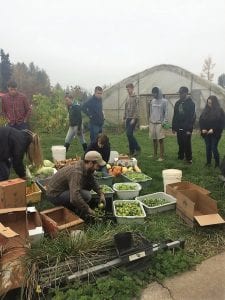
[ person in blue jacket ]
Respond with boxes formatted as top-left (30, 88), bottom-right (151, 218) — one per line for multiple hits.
top-left (82, 86), bottom-right (104, 143)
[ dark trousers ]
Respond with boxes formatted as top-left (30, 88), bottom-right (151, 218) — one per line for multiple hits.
top-left (177, 130), bottom-right (192, 161)
top-left (126, 118), bottom-right (140, 154)
top-left (0, 161), bottom-right (10, 181)
top-left (47, 190), bottom-right (95, 220)
top-left (204, 135), bottom-right (220, 166)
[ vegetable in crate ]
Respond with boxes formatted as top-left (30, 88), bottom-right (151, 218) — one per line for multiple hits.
top-left (116, 184), bottom-right (137, 191)
top-left (125, 172), bottom-right (150, 181)
top-left (115, 202), bottom-right (144, 216)
top-left (142, 197), bottom-right (169, 207)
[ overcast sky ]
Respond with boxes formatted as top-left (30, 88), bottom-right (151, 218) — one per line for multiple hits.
top-left (1, 0), bottom-right (225, 91)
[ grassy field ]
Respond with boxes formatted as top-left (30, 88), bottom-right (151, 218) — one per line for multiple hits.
top-left (25, 129), bottom-right (225, 300)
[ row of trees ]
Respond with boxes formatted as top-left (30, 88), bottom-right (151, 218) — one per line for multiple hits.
top-left (0, 49), bottom-right (51, 99)
top-left (1, 49), bottom-right (225, 101)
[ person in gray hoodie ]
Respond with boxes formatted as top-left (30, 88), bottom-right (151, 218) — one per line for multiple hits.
top-left (149, 87), bottom-right (168, 161)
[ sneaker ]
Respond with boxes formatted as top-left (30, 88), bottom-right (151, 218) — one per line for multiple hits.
top-left (186, 160), bottom-right (192, 164)
top-left (157, 158), bottom-right (164, 162)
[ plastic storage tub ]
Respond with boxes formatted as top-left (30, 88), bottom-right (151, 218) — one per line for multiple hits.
top-left (91, 185), bottom-right (115, 199)
top-left (94, 172), bottom-right (114, 186)
top-left (113, 200), bottom-right (146, 224)
top-left (136, 192), bottom-right (176, 215)
top-left (121, 172), bottom-right (152, 190)
top-left (113, 182), bottom-right (142, 199)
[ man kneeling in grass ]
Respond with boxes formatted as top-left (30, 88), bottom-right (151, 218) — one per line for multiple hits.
top-left (46, 151), bottom-right (106, 220)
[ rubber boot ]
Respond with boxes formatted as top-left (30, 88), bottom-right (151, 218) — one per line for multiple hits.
top-left (64, 143), bottom-right (70, 152)
top-left (82, 143), bottom-right (87, 151)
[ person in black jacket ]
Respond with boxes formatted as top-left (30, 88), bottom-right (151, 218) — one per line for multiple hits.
top-left (172, 87), bottom-right (196, 163)
top-left (82, 86), bottom-right (104, 143)
top-left (199, 95), bottom-right (225, 167)
top-left (64, 94), bottom-right (87, 152)
top-left (85, 134), bottom-right (110, 176)
top-left (0, 127), bottom-right (43, 181)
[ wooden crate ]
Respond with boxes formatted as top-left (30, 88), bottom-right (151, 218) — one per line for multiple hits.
top-left (0, 179), bottom-right (26, 209)
top-left (40, 206), bottom-right (84, 238)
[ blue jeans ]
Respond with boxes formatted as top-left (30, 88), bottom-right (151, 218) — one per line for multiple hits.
top-left (0, 161), bottom-right (10, 181)
top-left (65, 125), bottom-right (86, 145)
top-left (204, 135), bottom-right (220, 166)
top-left (89, 123), bottom-right (102, 143)
top-left (125, 119), bottom-right (140, 154)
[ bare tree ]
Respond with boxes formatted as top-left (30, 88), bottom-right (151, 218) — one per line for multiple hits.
top-left (200, 56), bottom-right (215, 81)
top-left (218, 73), bottom-right (225, 88)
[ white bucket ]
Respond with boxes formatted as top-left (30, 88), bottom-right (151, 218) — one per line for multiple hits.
top-left (51, 145), bottom-right (66, 162)
top-left (162, 169), bottom-right (182, 193)
top-left (108, 151), bottom-right (119, 164)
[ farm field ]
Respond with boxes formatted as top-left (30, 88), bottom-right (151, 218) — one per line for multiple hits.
top-left (24, 129), bottom-right (225, 300)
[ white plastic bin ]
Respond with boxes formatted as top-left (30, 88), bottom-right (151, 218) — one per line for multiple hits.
top-left (108, 151), bottom-right (119, 164)
top-left (136, 192), bottom-right (177, 215)
top-left (162, 169), bottom-right (182, 193)
top-left (113, 182), bottom-right (142, 199)
top-left (51, 145), bottom-right (66, 162)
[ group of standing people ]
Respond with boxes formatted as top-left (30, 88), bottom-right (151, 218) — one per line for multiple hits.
top-left (63, 82), bottom-right (225, 169)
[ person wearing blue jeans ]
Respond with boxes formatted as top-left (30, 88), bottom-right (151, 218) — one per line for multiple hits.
top-left (125, 118), bottom-right (140, 156)
top-left (82, 86), bottom-right (104, 143)
top-left (64, 94), bottom-right (87, 152)
top-left (124, 83), bottom-right (141, 156)
top-left (199, 95), bottom-right (225, 167)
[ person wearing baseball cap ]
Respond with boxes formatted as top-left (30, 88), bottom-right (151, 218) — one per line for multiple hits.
top-left (46, 151), bottom-right (106, 220)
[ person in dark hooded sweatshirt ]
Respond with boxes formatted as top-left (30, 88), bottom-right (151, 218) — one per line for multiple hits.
top-left (172, 87), bottom-right (196, 164)
top-left (0, 127), bottom-right (43, 181)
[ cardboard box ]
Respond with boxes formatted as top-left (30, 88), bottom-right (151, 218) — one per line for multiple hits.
top-left (0, 178), bottom-right (26, 209)
top-left (0, 208), bottom-right (28, 251)
top-left (27, 207), bottom-right (44, 244)
top-left (40, 206), bottom-right (84, 238)
top-left (166, 181), bottom-right (210, 199)
top-left (175, 189), bottom-right (225, 227)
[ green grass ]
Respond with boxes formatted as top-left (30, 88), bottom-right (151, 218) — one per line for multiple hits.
top-left (25, 129), bottom-right (225, 300)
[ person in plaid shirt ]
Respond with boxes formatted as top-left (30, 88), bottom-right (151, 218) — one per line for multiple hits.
top-left (1, 80), bottom-right (32, 130)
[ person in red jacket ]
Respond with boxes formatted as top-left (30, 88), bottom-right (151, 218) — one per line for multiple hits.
top-left (1, 80), bottom-right (32, 130)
